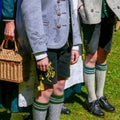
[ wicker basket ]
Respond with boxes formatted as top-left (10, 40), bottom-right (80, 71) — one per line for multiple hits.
top-left (0, 40), bottom-right (23, 83)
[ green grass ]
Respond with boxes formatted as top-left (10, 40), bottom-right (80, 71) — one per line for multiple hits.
top-left (0, 30), bottom-right (120, 120)
top-left (60, 30), bottom-right (120, 120)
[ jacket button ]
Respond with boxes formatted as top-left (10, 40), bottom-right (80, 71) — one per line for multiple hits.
top-left (57, 11), bottom-right (61, 16)
top-left (57, 24), bottom-right (61, 28)
top-left (91, 9), bottom-right (94, 12)
top-left (117, 6), bottom-right (120, 9)
top-left (57, 0), bottom-right (61, 3)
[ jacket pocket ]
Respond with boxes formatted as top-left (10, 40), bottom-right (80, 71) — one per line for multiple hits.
top-left (43, 15), bottom-right (49, 35)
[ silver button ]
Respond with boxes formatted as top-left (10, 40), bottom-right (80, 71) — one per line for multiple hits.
top-left (57, 24), bottom-right (61, 28)
top-left (57, 0), bottom-right (61, 3)
top-left (91, 9), bottom-right (94, 12)
top-left (57, 11), bottom-right (61, 16)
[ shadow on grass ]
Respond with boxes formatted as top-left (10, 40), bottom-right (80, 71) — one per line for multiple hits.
top-left (64, 90), bottom-right (88, 109)
top-left (0, 111), bottom-right (11, 120)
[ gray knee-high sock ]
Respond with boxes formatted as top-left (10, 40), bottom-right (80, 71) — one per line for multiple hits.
top-left (95, 63), bottom-right (107, 98)
top-left (33, 100), bottom-right (49, 120)
top-left (48, 94), bottom-right (64, 120)
top-left (84, 65), bottom-right (97, 102)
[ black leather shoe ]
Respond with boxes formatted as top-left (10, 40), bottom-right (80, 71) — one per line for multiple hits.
top-left (99, 96), bottom-right (115, 112)
top-left (85, 99), bottom-right (104, 117)
top-left (61, 105), bottom-right (71, 115)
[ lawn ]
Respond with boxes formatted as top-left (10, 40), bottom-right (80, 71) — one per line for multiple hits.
top-left (0, 30), bottom-right (120, 120)
top-left (61, 30), bottom-right (120, 120)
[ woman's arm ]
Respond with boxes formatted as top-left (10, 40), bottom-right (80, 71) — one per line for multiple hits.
top-left (2, 0), bottom-right (17, 41)
top-left (2, 0), bottom-right (17, 20)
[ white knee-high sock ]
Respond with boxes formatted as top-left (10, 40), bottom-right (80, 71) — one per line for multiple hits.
top-left (33, 100), bottom-right (49, 120)
top-left (95, 63), bottom-right (107, 98)
top-left (48, 94), bottom-right (64, 120)
top-left (84, 65), bottom-right (97, 102)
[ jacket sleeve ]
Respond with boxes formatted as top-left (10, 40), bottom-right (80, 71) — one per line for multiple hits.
top-left (2, 0), bottom-right (17, 20)
top-left (72, 0), bottom-right (82, 45)
top-left (21, 0), bottom-right (48, 55)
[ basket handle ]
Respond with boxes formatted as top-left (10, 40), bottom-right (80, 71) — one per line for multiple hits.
top-left (0, 39), bottom-right (18, 52)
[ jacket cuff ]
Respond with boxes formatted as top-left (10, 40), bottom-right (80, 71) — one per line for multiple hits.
top-left (2, 19), bottom-right (14, 21)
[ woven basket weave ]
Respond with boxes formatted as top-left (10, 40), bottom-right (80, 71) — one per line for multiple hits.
top-left (0, 40), bottom-right (23, 83)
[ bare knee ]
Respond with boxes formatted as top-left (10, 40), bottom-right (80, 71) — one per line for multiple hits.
top-left (36, 85), bottom-right (53, 103)
top-left (85, 52), bottom-right (97, 67)
top-left (53, 80), bottom-right (66, 95)
top-left (97, 48), bottom-right (108, 64)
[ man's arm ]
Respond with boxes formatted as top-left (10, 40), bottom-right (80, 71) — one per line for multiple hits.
top-left (21, 0), bottom-right (49, 71)
top-left (21, 0), bottom-right (48, 55)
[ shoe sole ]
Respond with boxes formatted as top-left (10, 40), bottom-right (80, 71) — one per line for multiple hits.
top-left (84, 104), bottom-right (105, 118)
top-left (87, 110), bottom-right (105, 118)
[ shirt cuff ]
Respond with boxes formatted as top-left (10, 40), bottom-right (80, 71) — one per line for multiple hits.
top-left (35, 53), bottom-right (47, 61)
top-left (72, 45), bottom-right (79, 51)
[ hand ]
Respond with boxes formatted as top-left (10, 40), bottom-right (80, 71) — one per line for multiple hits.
top-left (4, 21), bottom-right (15, 41)
top-left (37, 57), bottom-right (49, 71)
top-left (70, 50), bottom-right (80, 65)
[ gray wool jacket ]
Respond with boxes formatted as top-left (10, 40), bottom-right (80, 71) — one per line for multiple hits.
top-left (21, 0), bottom-right (82, 57)
top-left (78, 0), bottom-right (120, 24)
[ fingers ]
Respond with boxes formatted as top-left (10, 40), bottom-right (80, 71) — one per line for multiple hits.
top-left (37, 57), bottom-right (49, 71)
top-left (71, 50), bottom-right (80, 64)
top-left (4, 34), bottom-right (15, 41)
top-left (37, 64), bottom-right (49, 71)
top-left (4, 28), bottom-right (15, 41)
top-left (4, 21), bottom-right (15, 41)
top-left (71, 55), bottom-right (79, 64)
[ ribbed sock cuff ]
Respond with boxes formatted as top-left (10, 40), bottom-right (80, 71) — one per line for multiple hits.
top-left (95, 63), bottom-right (107, 71)
top-left (33, 100), bottom-right (49, 111)
top-left (84, 65), bottom-right (95, 74)
top-left (50, 94), bottom-right (64, 104)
